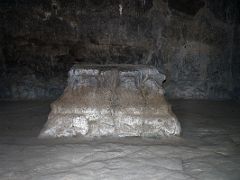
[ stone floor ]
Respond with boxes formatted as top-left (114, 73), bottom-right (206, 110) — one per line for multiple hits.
top-left (0, 100), bottom-right (240, 180)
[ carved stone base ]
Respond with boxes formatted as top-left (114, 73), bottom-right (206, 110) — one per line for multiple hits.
top-left (39, 64), bottom-right (181, 138)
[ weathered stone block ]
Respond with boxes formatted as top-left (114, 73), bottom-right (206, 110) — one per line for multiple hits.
top-left (39, 64), bottom-right (181, 138)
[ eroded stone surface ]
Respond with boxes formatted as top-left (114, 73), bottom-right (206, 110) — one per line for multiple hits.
top-left (0, 0), bottom-right (239, 100)
top-left (39, 65), bottom-right (181, 138)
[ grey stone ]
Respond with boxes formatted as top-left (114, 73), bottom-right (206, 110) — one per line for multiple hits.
top-left (39, 64), bottom-right (181, 138)
top-left (0, 0), bottom-right (239, 100)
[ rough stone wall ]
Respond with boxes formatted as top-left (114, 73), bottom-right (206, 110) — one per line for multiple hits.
top-left (232, 25), bottom-right (240, 101)
top-left (0, 0), bottom-right (239, 100)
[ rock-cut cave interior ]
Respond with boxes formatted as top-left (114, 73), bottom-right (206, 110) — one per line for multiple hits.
top-left (0, 0), bottom-right (240, 179)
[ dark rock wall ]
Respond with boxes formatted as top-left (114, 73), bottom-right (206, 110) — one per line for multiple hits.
top-left (0, 0), bottom-right (239, 99)
top-left (232, 25), bottom-right (240, 101)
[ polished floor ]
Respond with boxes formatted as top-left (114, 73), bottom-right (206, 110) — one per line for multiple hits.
top-left (0, 100), bottom-right (240, 180)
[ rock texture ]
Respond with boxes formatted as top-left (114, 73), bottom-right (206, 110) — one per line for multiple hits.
top-left (232, 25), bottom-right (240, 101)
top-left (0, 0), bottom-right (239, 100)
top-left (39, 65), bottom-right (181, 138)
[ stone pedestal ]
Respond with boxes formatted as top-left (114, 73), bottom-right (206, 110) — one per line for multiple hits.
top-left (39, 64), bottom-right (181, 138)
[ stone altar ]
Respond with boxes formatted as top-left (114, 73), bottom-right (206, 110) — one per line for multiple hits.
top-left (39, 64), bottom-right (181, 138)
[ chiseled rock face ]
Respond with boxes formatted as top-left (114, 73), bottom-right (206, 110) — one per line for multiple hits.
top-left (39, 65), bottom-right (181, 138)
top-left (0, 0), bottom-right (239, 100)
